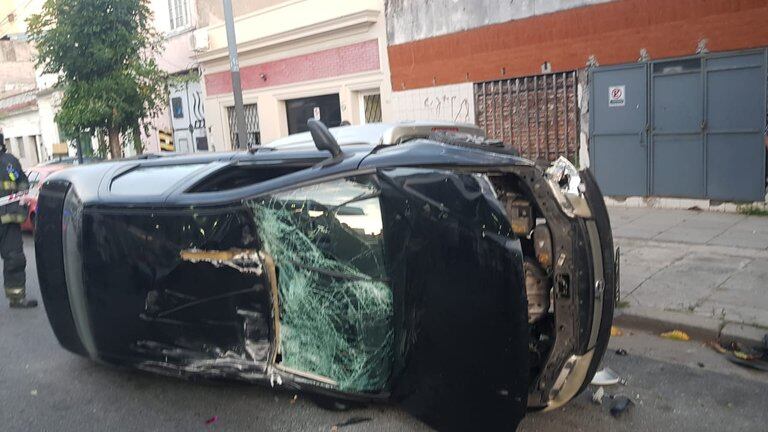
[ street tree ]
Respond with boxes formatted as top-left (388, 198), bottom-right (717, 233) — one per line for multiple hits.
top-left (28, 0), bottom-right (167, 158)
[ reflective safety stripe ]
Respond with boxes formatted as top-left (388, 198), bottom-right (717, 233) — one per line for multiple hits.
top-left (0, 213), bottom-right (25, 224)
top-left (0, 181), bottom-right (18, 191)
top-left (4, 287), bottom-right (23, 300)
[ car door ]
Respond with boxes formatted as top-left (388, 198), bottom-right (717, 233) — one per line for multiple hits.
top-left (245, 167), bottom-right (530, 431)
top-left (377, 167), bottom-right (529, 431)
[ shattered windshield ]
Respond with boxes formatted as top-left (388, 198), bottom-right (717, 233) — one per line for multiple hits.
top-left (247, 176), bottom-right (392, 392)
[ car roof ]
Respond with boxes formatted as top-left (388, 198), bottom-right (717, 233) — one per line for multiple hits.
top-left (28, 163), bottom-right (69, 174)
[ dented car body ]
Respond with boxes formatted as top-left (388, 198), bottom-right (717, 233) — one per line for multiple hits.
top-left (36, 122), bottom-right (617, 431)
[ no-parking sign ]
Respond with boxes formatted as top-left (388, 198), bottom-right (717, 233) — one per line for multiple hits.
top-left (609, 85), bottom-right (626, 107)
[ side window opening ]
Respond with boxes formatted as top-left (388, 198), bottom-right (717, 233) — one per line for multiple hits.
top-left (188, 164), bottom-right (314, 193)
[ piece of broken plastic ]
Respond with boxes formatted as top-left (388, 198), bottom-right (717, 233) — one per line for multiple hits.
top-left (591, 367), bottom-right (621, 386)
top-left (610, 396), bottom-right (634, 417)
top-left (591, 386), bottom-right (605, 404)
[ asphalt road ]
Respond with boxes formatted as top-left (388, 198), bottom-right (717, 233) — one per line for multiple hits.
top-left (1, 235), bottom-right (767, 431)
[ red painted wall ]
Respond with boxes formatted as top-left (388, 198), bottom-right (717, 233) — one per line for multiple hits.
top-left (205, 39), bottom-right (380, 96)
top-left (388, 0), bottom-right (768, 90)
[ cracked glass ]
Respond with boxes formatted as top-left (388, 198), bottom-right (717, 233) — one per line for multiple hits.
top-left (248, 175), bottom-right (392, 392)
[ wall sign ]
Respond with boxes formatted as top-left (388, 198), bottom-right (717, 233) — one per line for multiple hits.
top-left (609, 85), bottom-right (626, 107)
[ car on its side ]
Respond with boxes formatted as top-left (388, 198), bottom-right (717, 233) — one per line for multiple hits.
top-left (35, 121), bottom-right (618, 431)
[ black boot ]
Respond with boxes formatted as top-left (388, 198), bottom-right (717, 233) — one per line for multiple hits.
top-left (9, 297), bottom-right (37, 308)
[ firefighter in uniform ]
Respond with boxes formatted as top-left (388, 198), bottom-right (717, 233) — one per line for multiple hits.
top-left (0, 132), bottom-right (37, 308)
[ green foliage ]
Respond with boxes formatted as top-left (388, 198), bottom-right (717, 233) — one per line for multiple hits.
top-left (27, 0), bottom-right (167, 147)
top-left (737, 205), bottom-right (768, 217)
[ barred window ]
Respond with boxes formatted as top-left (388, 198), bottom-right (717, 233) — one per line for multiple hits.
top-left (227, 104), bottom-right (260, 148)
top-left (363, 94), bottom-right (382, 124)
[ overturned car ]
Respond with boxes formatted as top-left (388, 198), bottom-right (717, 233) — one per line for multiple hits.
top-left (36, 121), bottom-right (617, 431)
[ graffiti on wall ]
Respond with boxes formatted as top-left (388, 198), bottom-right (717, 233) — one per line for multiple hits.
top-left (423, 95), bottom-right (472, 123)
top-left (391, 83), bottom-right (476, 124)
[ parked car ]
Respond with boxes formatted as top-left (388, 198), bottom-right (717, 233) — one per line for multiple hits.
top-left (20, 164), bottom-right (69, 232)
top-left (35, 121), bottom-right (617, 431)
top-left (38, 156), bottom-right (105, 166)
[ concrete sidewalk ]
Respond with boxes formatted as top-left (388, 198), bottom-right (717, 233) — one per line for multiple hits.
top-left (610, 207), bottom-right (768, 344)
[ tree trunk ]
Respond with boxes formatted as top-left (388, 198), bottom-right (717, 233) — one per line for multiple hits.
top-left (132, 124), bottom-right (143, 155)
top-left (96, 129), bottom-right (108, 159)
top-left (108, 128), bottom-right (121, 160)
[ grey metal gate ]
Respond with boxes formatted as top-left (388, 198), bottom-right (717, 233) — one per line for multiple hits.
top-left (591, 49), bottom-right (767, 201)
top-left (590, 64), bottom-right (649, 196)
top-left (651, 57), bottom-right (705, 198)
top-left (705, 51), bottom-right (766, 201)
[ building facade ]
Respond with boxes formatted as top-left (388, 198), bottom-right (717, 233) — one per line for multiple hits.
top-left (0, 0), bottom-right (58, 168)
top-left (196, 0), bottom-right (393, 149)
top-left (0, 39), bottom-right (36, 98)
top-left (145, 0), bottom-right (209, 154)
top-left (0, 90), bottom-right (44, 168)
top-left (385, 0), bottom-right (768, 204)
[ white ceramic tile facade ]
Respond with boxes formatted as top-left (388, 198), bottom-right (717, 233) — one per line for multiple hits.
top-left (390, 83), bottom-right (476, 124)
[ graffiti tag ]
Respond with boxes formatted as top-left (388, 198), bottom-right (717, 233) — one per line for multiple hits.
top-left (423, 95), bottom-right (471, 123)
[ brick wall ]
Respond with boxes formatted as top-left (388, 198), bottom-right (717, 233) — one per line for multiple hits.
top-left (205, 39), bottom-right (380, 96)
top-left (388, 0), bottom-right (768, 90)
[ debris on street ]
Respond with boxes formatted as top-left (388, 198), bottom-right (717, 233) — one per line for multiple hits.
top-left (706, 340), bottom-right (727, 354)
top-left (591, 387), bottom-right (605, 405)
top-left (205, 416), bottom-right (218, 425)
top-left (611, 326), bottom-right (624, 337)
top-left (708, 339), bottom-right (768, 372)
top-left (660, 330), bottom-right (690, 341)
top-left (615, 348), bottom-right (628, 356)
top-left (331, 417), bottom-right (373, 430)
top-left (591, 368), bottom-right (621, 386)
top-left (609, 396), bottom-right (634, 418)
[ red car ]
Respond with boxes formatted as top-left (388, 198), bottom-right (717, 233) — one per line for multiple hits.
top-left (20, 164), bottom-right (68, 232)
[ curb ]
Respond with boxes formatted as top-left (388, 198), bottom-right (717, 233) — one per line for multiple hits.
top-left (614, 307), bottom-right (766, 347)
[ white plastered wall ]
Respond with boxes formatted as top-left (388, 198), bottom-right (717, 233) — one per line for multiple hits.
top-left (0, 108), bottom-right (43, 168)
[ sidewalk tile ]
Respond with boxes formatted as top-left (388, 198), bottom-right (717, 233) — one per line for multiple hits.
top-left (709, 230), bottom-right (768, 249)
top-left (614, 226), bottom-right (667, 239)
top-left (653, 227), bottom-right (723, 244)
top-left (694, 301), bottom-right (768, 329)
top-left (627, 252), bottom-right (745, 311)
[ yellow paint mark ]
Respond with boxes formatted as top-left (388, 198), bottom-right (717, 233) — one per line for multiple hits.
top-left (660, 330), bottom-right (690, 341)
